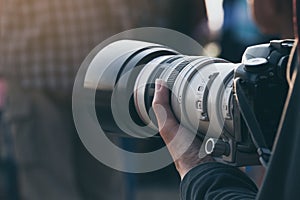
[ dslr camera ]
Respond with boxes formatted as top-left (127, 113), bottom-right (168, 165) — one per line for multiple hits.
top-left (85, 39), bottom-right (293, 166)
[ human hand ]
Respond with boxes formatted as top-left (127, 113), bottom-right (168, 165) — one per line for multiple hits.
top-left (152, 79), bottom-right (214, 179)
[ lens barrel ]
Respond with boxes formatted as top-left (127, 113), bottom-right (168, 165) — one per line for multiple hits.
top-left (85, 40), bottom-right (236, 139)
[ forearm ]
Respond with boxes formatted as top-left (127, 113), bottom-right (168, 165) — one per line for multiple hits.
top-left (180, 162), bottom-right (258, 200)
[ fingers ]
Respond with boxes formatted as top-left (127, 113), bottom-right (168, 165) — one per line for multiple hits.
top-left (152, 79), bottom-right (178, 135)
top-left (152, 79), bottom-right (171, 112)
top-left (152, 79), bottom-right (214, 179)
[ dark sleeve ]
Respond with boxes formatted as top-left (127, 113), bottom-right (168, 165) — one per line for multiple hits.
top-left (180, 162), bottom-right (258, 200)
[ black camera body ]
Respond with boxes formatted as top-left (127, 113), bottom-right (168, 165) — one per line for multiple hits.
top-left (209, 40), bottom-right (292, 165)
top-left (87, 39), bottom-right (293, 166)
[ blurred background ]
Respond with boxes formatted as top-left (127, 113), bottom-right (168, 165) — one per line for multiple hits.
top-left (0, 0), bottom-right (275, 199)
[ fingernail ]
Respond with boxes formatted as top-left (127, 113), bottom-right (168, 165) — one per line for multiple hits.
top-left (155, 79), bottom-right (162, 91)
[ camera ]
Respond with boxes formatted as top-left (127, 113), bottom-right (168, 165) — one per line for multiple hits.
top-left (85, 39), bottom-right (293, 166)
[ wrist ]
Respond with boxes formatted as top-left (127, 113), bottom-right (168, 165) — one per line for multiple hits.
top-left (176, 155), bottom-right (215, 180)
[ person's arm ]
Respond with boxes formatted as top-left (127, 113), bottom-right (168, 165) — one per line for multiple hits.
top-left (152, 79), bottom-right (258, 199)
top-left (181, 162), bottom-right (257, 200)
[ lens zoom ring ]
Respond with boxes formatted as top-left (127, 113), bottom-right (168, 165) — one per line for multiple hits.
top-left (166, 58), bottom-right (196, 89)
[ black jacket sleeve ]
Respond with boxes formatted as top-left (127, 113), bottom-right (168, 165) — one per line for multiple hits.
top-left (180, 162), bottom-right (258, 200)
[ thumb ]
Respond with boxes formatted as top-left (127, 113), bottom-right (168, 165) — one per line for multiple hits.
top-left (152, 79), bottom-right (178, 132)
